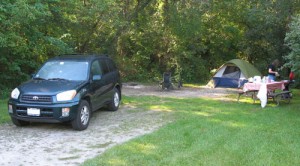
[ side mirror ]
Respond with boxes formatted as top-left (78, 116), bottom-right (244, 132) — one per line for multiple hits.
top-left (92, 75), bottom-right (102, 81)
top-left (31, 74), bottom-right (35, 79)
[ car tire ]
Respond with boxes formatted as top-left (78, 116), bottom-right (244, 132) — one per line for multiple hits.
top-left (108, 88), bottom-right (120, 111)
top-left (11, 117), bottom-right (30, 126)
top-left (71, 100), bottom-right (91, 131)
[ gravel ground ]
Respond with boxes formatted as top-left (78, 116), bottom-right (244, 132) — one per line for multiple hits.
top-left (0, 84), bottom-right (237, 166)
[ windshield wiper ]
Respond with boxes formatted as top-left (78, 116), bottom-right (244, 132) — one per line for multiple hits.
top-left (33, 77), bottom-right (46, 80)
top-left (48, 78), bottom-right (69, 81)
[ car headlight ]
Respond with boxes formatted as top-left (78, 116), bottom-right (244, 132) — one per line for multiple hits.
top-left (11, 88), bottom-right (20, 99)
top-left (56, 90), bottom-right (77, 101)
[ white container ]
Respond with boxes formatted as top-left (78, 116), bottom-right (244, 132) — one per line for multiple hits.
top-left (248, 77), bottom-right (253, 82)
top-left (254, 76), bottom-right (261, 83)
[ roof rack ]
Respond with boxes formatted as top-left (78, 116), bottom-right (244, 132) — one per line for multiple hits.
top-left (57, 54), bottom-right (108, 58)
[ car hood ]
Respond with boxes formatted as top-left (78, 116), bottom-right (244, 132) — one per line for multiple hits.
top-left (18, 79), bottom-right (87, 96)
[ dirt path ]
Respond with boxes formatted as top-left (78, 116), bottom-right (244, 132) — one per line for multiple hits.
top-left (0, 84), bottom-right (237, 166)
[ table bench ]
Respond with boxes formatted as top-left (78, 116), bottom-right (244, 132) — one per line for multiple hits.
top-left (267, 90), bottom-right (292, 106)
top-left (237, 90), bottom-right (259, 103)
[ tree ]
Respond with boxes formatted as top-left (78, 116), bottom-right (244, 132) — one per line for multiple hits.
top-left (0, 0), bottom-right (71, 92)
top-left (284, 14), bottom-right (300, 76)
top-left (236, 0), bottom-right (299, 73)
top-left (1, 0), bottom-right (300, 93)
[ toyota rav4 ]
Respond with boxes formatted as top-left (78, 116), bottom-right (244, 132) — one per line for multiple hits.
top-left (8, 54), bottom-right (122, 130)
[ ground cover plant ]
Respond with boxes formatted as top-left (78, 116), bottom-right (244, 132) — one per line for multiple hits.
top-left (84, 90), bottom-right (300, 166)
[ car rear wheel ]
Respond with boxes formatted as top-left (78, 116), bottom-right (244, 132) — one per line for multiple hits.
top-left (108, 88), bottom-right (120, 111)
top-left (71, 100), bottom-right (91, 131)
top-left (11, 117), bottom-right (30, 126)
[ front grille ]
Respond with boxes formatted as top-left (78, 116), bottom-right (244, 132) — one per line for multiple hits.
top-left (21, 95), bottom-right (53, 103)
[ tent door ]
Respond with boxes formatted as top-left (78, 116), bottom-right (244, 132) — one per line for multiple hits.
top-left (222, 66), bottom-right (241, 79)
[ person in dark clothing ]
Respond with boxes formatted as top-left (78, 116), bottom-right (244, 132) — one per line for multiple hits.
top-left (268, 59), bottom-right (280, 81)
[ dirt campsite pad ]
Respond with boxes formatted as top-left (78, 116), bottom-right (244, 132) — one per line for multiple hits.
top-left (0, 84), bottom-right (237, 166)
top-left (122, 83), bottom-right (238, 99)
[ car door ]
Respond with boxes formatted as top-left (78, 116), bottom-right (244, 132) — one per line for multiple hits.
top-left (106, 59), bottom-right (119, 95)
top-left (99, 59), bottom-right (115, 102)
top-left (90, 60), bottom-right (106, 110)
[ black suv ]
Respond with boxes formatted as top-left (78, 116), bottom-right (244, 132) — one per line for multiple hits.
top-left (8, 55), bottom-right (122, 130)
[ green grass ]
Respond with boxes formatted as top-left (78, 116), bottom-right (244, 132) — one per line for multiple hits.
top-left (0, 99), bottom-right (10, 124)
top-left (83, 90), bottom-right (300, 166)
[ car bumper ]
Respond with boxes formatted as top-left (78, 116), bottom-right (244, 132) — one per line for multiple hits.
top-left (8, 100), bottom-right (80, 123)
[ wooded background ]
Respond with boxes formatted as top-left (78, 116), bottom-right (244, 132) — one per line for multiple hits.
top-left (1, 0), bottom-right (300, 93)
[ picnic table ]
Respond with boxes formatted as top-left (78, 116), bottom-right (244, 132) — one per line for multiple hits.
top-left (239, 81), bottom-right (286, 108)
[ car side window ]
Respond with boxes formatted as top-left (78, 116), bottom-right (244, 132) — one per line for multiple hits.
top-left (100, 59), bottom-right (110, 75)
top-left (91, 60), bottom-right (102, 76)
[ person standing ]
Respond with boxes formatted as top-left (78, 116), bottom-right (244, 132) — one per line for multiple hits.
top-left (268, 59), bottom-right (280, 81)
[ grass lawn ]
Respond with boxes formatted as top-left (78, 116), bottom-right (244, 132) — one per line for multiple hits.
top-left (83, 90), bottom-right (300, 166)
top-left (0, 99), bottom-right (10, 124)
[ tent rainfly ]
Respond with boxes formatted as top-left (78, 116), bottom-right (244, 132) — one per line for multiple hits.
top-left (207, 59), bottom-right (262, 88)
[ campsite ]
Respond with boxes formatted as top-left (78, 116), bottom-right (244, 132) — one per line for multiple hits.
top-left (1, 84), bottom-right (300, 165)
top-left (1, 1), bottom-right (300, 166)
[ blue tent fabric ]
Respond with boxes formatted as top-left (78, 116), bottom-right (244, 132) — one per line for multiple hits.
top-left (213, 77), bottom-right (248, 88)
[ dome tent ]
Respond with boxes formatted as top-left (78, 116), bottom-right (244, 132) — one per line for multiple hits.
top-left (207, 59), bottom-right (262, 88)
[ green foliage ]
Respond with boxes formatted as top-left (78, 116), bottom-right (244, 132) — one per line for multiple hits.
top-left (1, 0), bottom-right (300, 89)
top-left (238, 0), bottom-right (293, 72)
top-left (0, 0), bottom-right (72, 91)
top-left (284, 14), bottom-right (300, 76)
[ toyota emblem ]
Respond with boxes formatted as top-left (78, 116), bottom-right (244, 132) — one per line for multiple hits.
top-left (32, 96), bottom-right (39, 100)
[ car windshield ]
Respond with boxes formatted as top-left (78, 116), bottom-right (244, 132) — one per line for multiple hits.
top-left (34, 61), bottom-right (89, 81)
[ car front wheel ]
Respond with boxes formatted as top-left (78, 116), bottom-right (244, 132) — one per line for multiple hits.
top-left (71, 100), bottom-right (91, 131)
